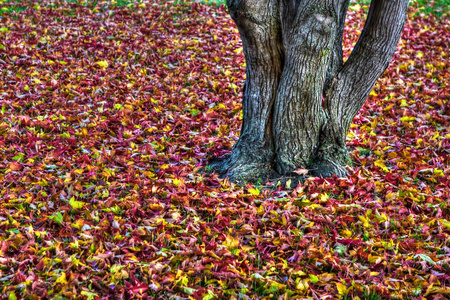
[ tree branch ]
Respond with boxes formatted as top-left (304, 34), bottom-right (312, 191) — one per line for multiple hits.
top-left (324, 0), bottom-right (409, 139)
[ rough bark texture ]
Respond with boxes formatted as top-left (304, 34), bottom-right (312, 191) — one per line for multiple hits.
top-left (210, 0), bottom-right (283, 181)
top-left (212, 0), bottom-right (409, 183)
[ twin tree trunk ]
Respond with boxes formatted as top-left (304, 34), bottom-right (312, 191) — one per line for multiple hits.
top-left (212, 0), bottom-right (409, 183)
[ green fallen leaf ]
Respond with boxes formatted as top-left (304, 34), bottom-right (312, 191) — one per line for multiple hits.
top-left (8, 292), bottom-right (17, 300)
top-left (309, 274), bottom-right (319, 283)
top-left (202, 290), bottom-right (216, 300)
top-left (286, 179), bottom-right (292, 189)
top-left (49, 212), bottom-right (64, 224)
top-left (183, 287), bottom-right (197, 295)
top-left (414, 254), bottom-right (436, 265)
top-left (69, 197), bottom-right (85, 209)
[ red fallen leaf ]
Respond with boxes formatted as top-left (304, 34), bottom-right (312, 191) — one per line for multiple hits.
top-left (9, 162), bottom-right (22, 171)
top-left (293, 168), bottom-right (309, 176)
top-left (13, 271), bottom-right (27, 283)
top-left (341, 216), bottom-right (356, 223)
top-left (0, 241), bottom-right (7, 253)
top-left (298, 238), bottom-right (308, 249)
top-left (128, 284), bottom-right (149, 294)
top-left (18, 115), bottom-right (30, 126)
top-left (337, 238), bottom-right (362, 246)
top-left (35, 259), bottom-right (44, 271)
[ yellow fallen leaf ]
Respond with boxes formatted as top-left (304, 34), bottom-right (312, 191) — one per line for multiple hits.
top-left (97, 61), bottom-right (108, 68)
top-left (400, 116), bottom-right (415, 122)
top-left (358, 215), bottom-right (370, 227)
top-left (173, 178), bottom-right (182, 187)
top-left (319, 193), bottom-right (329, 203)
top-left (296, 279), bottom-right (309, 291)
top-left (441, 219), bottom-right (450, 229)
top-left (433, 169), bottom-right (444, 177)
top-left (341, 230), bottom-right (352, 238)
top-left (69, 196), bottom-right (85, 209)
top-left (55, 272), bottom-right (68, 285)
top-left (336, 282), bottom-right (347, 295)
top-left (248, 188), bottom-right (260, 196)
top-left (318, 273), bottom-right (334, 282)
top-left (350, 4), bottom-right (361, 11)
top-left (223, 235), bottom-right (239, 249)
top-left (374, 159), bottom-right (389, 172)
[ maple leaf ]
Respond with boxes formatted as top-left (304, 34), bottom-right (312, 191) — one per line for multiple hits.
top-left (293, 168), bottom-right (309, 176)
top-left (9, 162), bottom-right (22, 171)
top-left (97, 61), bottom-right (108, 68)
top-left (248, 188), bottom-right (260, 196)
top-left (55, 272), bottom-right (68, 285)
top-left (69, 197), bottom-right (85, 209)
top-left (336, 282), bottom-right (347, 295)
top-left (223, 235), bottom-right (240, 249)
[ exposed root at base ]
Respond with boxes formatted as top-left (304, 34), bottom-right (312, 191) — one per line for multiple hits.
top-left (310, 158), bottom-right (348, 178)
top-left (208, 151), bottom-right (274, 185)
top-left (206, 150), bottom-right (349, 188)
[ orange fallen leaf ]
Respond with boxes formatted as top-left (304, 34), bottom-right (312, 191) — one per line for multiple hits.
top-left (9, 162), bottom-right (22, 171)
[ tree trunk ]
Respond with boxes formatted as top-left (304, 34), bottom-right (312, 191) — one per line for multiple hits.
top-left (212, 0), bottom-right (409, 183)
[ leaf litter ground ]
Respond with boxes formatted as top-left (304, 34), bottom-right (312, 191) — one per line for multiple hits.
top-left (0, 0), bottom-right (449, 299)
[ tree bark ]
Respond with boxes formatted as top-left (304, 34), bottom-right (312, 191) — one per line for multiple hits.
top-left (212, 0), bottom-right (409, 183)
top-left (317, 0), bottom-right (410, 177)
top-left (211, 0), bottom-right (284, 181)
top-left (273, 0), bottom-right (347, 175)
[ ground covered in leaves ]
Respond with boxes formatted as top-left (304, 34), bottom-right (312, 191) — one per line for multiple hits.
top-left (0, 0), bottom-right (449, 299)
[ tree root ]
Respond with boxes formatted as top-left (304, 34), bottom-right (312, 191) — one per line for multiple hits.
top-left (208, 145), bottom-right (274, 184)
top-left (309, 158), bottom-right (348, 178)
top-left (207, 143), bottom-right (349, 185)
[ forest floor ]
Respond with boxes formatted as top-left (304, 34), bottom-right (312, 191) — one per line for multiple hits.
top-left (0, 0), bottom-right (449, 299)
